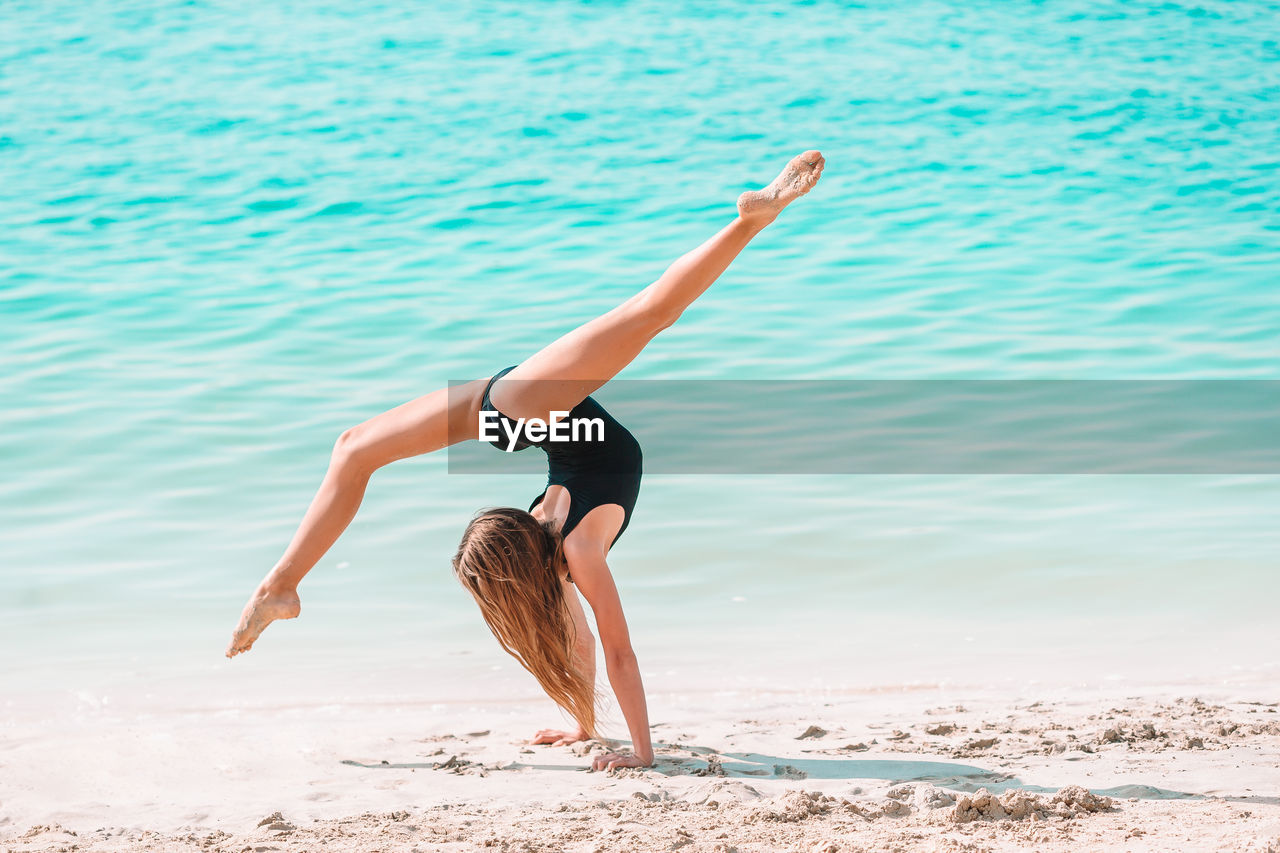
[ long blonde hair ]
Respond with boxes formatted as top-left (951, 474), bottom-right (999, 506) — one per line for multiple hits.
top-left (452, 507), bottom-right (598, 737)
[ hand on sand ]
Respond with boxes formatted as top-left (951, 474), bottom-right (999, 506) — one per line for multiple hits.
top-left (590, 752), bottom-right (651, 772)
top-left (530, 728), bottom-right (587, 747)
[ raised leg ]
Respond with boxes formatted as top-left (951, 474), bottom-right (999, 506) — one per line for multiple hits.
top-left (490, 150), bottom-right (824, 422)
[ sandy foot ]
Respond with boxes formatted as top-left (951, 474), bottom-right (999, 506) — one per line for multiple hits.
top-left (738, 149), bottom-right (825, 223)
top-left (224, 586), bottom-right (300, 657)
top-left (530, 727), bottom-right (589, 747)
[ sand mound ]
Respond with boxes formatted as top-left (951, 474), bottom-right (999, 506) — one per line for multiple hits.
top-left (742, 783), bottom-right (1114, 829)
top-left (682, 779), bottom-right (764, 805)
top-left (888, 783), bottom-right (958, 811)
top-left (951, 785), bottom-right (1114, 824)
top-left (747, 790), bottom-right (835, 823)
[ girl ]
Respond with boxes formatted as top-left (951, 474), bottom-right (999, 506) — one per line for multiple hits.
top-left (226, 151), bottom-right (825, 770)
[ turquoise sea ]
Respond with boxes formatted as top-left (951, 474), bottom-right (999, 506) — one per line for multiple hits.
top-left (3, 1), bottom-right (1278, 711)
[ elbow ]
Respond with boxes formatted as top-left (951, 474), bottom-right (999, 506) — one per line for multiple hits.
top-left (604, 645), bottom-right (637, 670)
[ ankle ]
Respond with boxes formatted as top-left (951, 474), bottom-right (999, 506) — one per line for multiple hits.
top-left (736, 213), bottom-right (774, 231)
top-left (259, 572), bottom-right (298, 597)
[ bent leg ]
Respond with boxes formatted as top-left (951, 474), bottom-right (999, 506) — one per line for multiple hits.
top-left (491, 150), bottom-right (824, 422)
top-left (226, 379), bottom-right (488, 657)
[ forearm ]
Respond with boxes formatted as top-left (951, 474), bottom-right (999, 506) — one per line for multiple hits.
top-left (576, 638), bottom-right (597, 694)
top-left (571, 636), bottom-right (596, 735)
top-left (604, 651), bottom-right (653, 764)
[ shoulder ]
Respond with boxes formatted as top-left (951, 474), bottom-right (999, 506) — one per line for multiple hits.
top-left (564, 504), bottom-right (625, 555)
top-left (561, 529), bottom-right (632, 651)
top-left (562, 528), bottom-right (614, 590)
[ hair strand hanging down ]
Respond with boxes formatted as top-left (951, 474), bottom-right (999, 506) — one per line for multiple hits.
top-left (453, 507), bottom-right (600, 737)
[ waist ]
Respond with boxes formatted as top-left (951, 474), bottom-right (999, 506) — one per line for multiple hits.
top-left (544, 427), bottom-right (643, 473)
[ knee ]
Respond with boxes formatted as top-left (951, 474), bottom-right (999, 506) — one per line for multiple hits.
top-left (634, 294), bottom-right (682, 334)
top-left (332, 426), bottom-right (377, 475)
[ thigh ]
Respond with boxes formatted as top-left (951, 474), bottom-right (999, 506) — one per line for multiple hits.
top-left (490, 297), bottom-right (657, 422)
top-left (343, 379), bottom-right (486, 469)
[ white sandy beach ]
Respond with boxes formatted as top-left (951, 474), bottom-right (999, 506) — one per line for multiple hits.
top-left (4, 675), bottom-right (1279, 852)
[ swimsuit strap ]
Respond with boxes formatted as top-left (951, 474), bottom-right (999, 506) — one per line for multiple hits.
top-left (481, 365), bottom-right (517, 409)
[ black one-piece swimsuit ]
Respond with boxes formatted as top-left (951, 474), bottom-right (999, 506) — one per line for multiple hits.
top-left (480, 366), bottom-right (642, 548)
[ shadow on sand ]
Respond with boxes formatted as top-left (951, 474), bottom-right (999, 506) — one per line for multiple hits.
top-left (342, 740), bottom-right (1201, 802)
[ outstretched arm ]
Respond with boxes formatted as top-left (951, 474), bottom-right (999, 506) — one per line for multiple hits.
top-left (564, 540), bottom-right (654, 769)
top-left (226, 378), bottom-right (488, 657)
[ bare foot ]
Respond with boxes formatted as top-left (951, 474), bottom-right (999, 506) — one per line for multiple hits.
top-left (225, 584), bottom-right (301, 658)
top-left (530, 727), bottom-right (588, 747)
top-left (737, 149), bottom-right (825, 224)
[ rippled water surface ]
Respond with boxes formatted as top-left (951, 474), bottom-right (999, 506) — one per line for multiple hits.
top-left (3, 1), bottom-right (1278, 700)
